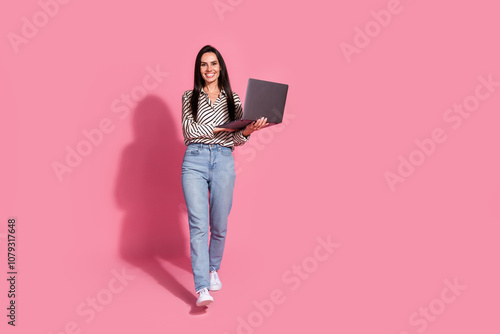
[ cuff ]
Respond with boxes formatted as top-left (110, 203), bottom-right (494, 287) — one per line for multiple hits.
top-left (234, 130), bottom-right (250, 145)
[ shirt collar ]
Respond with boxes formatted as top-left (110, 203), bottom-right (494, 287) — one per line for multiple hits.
top-left (200, 87), bottom-right (226, 96)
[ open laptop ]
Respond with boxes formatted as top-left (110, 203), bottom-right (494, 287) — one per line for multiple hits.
top-left (218, 78), bottom-right (289, 130)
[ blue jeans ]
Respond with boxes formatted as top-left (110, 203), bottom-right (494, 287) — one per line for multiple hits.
top-left (181, 143), bottom-right (236, 292)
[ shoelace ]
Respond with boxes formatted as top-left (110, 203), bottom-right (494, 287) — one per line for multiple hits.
top-left (210, 271), bottom-right (219, 280)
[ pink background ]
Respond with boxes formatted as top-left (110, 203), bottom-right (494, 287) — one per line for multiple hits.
top-left (1, 0), bottom-right (499, 333)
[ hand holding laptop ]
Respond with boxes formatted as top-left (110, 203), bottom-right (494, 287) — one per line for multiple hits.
top-left (242, 117), bottom-right (270, 136)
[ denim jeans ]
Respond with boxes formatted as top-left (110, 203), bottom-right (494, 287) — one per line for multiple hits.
top-left (181, 143), bottom-right (236, 292)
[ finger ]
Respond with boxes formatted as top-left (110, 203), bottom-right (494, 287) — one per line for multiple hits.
top-left (259, 118), bottom-right (268, 128)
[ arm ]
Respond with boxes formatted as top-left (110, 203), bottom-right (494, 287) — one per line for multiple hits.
top-left (232, 93), bottom-right (251, 145)
top-left (181, 90), bottom-right (216, 140)
top-left (232, 93), bottom-right (269, 143)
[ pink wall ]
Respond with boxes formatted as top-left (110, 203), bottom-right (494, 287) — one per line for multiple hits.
top-left (1, 0), bottom-right (500, 333)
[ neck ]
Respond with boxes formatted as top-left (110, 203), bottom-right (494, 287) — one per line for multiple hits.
top-left (204, 81), bottom-right (219, 93)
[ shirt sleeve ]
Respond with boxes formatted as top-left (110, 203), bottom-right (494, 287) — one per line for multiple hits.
top-left (231, 92), bottom-right (250, 146)
top-left (181, 90), bottom-right (215, 140)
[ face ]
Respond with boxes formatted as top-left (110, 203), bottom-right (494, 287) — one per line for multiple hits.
top-left (200, 52), bottom-right (221, 85)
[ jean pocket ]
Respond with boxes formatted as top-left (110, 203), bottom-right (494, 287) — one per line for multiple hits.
top-left (220, 148), bottom-right (233, 156)
top-left (185, 148), bottom-right (200, 156)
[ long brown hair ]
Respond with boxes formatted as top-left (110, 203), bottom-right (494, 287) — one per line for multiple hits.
top-left (189, 45), bottom-right (236, 122)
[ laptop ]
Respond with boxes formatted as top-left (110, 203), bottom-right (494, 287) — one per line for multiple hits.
top-left (218, 78), bottom-right (289, 130)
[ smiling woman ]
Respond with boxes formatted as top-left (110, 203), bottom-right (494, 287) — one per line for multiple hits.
top-left (180, 45), bottom-right (269, 307)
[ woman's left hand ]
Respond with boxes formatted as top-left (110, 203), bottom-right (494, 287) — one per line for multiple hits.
top-left (242, 117), bottom-right (269, 137)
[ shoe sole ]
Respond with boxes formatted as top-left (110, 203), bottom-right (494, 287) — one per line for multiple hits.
top-left (209, 285), bottom-right (222, 291)
top-left (196, 299), bottom-right (213, 307)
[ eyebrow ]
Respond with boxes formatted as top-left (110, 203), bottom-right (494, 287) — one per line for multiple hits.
top-left (201, 60), bottom-right (218, 64)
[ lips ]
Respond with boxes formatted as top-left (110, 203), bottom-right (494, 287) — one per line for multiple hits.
top-left (205, 73), bottom-right (215, 78)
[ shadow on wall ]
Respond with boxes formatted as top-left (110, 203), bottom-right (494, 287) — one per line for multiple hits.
top-left (114, 95), bottom-right (204, 314)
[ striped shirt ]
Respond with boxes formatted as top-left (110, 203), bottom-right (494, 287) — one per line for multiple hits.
top-left (181, 87), bottom-right (250, 150)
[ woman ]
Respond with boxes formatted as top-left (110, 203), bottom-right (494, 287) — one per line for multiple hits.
top-left (181, 45), bottom-right (268, 306)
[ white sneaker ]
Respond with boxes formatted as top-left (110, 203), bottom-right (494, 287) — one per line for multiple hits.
top-left (196, 288), bottom-right (213, 307)
top-left (209, 271), bottom-right (222, 291)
